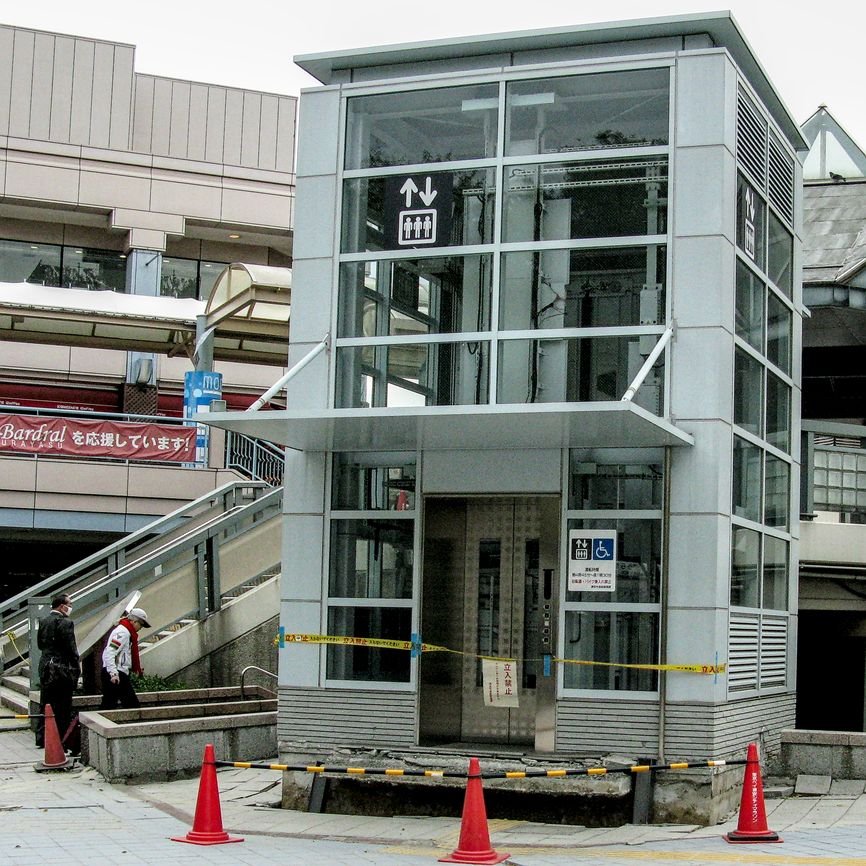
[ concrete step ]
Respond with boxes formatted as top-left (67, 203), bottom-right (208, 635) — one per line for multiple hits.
top-left (0, 682), bottom-right (29, 715)
top-left (1, 674), bottom-right (30, 697)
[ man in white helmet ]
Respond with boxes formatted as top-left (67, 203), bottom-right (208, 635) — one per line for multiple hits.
top-left (100, 607), bottom-right (150, 709)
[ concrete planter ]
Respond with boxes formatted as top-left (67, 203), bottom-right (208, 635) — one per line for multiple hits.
top-left (776, 729), bottom-right (866, 779)
top-left (78, 687), bottom-right (276, 782)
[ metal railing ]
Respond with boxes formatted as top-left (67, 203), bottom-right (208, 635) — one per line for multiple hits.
top-left (240, 664), bottom-right (278, 699)
top-left (225, 430), bottom-right (284, 486)
top-left (801, 420), bottom-right (866, 520)
top-left (1, 480), bottom-right (281, 675)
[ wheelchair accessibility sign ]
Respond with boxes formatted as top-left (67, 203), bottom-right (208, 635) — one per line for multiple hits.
top-left (568, 529), bottom-right (617, 592)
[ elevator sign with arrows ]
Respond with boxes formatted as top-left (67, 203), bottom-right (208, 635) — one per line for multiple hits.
top-left (384, 172), bottom-right (453, 250)
top-left (568, 529), bottom-right (618, 592)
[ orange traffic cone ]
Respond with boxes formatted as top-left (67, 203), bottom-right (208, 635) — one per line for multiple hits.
top-left (171, 744), bottom-right (243, 845)
top-left (724, 742), bottom-right (781, 843)
top-left (34, 704), bottom-right (70, 772)
top-left (439, 757), bottom-right (509, 864)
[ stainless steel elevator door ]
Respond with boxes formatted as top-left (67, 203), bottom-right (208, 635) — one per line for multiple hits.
top-left (460, 497), bottom-right (541, 744)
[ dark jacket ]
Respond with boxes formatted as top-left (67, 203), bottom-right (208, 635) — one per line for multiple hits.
top-left (37, 610), bottom-right (80, 684)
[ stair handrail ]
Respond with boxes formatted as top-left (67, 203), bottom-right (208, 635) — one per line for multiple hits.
top-left (8, 486), bottom-right (283, 637)
top-left (0, 479), bottom-right (269, 626)
top-left (14, 486), bottom-right (283, 682)
top-left (240, 665), bottom-right (278, 699)
top-left (225, 431), bottom-right (285, 486)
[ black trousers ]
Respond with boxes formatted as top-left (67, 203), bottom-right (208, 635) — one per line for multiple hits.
top-left (36, 679), bottom-right (74, 748)
top-left (100, 670), bottom-right (140, 710)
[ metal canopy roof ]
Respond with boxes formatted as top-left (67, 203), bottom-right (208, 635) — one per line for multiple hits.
top-left (0, 281), bottom-right (201, 357)
top-left (294, 11), bottom-right (807, 152)
top-left (0, 264), bottom-right (291, 366)
top-left (201, 401), bottom-right (694, 453)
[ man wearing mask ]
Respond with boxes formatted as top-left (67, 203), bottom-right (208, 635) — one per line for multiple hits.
top-left (100, 607), bottom-right (150, 709)
top-left (36, 593), bottom-right (79, 749)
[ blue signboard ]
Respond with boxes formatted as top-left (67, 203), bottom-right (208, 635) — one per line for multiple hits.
top-left (183, 371), bottom-right (223, 464)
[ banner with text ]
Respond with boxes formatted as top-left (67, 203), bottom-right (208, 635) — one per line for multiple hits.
top-left (0, 413), bottom-right (197, 462)
top-left (482, 659), bottom-right (519, 708)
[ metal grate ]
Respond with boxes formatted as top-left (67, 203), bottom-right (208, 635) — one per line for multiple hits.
top-left (759, 616), bottom-right (787, 688)
top-left (768, 133), bottom-right (795, 226)
top-left (728, 613), bottom-right (759, 691)
top-left (736, 88), bottom-right (767, 188)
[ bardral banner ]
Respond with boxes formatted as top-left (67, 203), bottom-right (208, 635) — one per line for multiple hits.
top-left (0, 413), bottom-right (197, 463)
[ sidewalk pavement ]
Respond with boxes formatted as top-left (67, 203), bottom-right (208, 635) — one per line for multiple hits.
top-left (3, 710), bottom-right (866, 865)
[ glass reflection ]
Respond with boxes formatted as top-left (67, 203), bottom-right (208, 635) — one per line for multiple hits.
top-left (500, 246), bottom-right (665, 330)
top-left (338, 256), bottom-right (491, 338)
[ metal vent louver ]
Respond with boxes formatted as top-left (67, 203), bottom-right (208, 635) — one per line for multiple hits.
top-left (728, 613), bottom-right (759, 691)
top-left (759, 615), bottom-right (787, 688)
top-left (768, 134), bottom-right (795, 226)
top-left (736, 89), bottom-right (767, 188)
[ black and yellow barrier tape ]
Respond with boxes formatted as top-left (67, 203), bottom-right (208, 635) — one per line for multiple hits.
top-left (276, 630), bottom-right (725, 675)
top-left (212, 757), bottom-right (747, 779)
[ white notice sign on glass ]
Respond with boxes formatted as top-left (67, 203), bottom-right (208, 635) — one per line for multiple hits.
top-left (568, 529), bottom-right (617, 592)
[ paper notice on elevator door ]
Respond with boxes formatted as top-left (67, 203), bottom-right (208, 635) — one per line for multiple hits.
top-left (482, 659), bottom-right (519, 707)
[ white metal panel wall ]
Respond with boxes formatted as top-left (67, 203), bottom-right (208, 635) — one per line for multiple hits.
top-left (131, 74), bottom-right (296, 170)
top-left (556, 700), bottom-right (660, 755)
top-left (664, 692), bottom-right (795, 758)
top-left (278, 688), bottom-right (417, 748)
top-left (0, 25), bottom-right (134, 149)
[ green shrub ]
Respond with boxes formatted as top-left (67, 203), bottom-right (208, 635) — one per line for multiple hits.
top-left (131, 673), bottom-right (186, 692)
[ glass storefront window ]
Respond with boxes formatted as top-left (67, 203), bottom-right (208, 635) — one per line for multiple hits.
top-left (161, 257), bottom-right (199, 299)
top-left (502, 158), bottom-right (667, 242)
top-left (326, 606), bottom-right (411, 682)
top-left (505, 69), bottom-right (669, 156)
top-left (731, 525), bottom-right (760, 607)
top-left (329, 519), bottom-right (414, 599)
top-left (562, 611), bottom-right (659, 691)
top-left (62, 247), bottom-right (126, 291)
top-left (345, 83), bottom-right (499, 170)
top-left (735, 260), bottom-right (764, 352)
top-left (765, 372), bottom-right (790, 452)
top-left (568, 453), bottom-right (663, 510)
top-left (767, 294), bottom-right (791, 374)
top-left (332, 453), bottom-right (416, 511)
top-left (497, 335), bottom-right (663, 414)
top-left (341, 168), bottom-right (496, 253)
top-left (338, 256), bottom-right (492, 338)
top-left (764, 454), bottom-right (790, 529)
top-left (733, 435), bottom-right (762, 522)
top-left (199, 261), bottom-right (226, 300)
top-left (0, 239), bottom-right (62, 284)
top-left (767, 212), bottom-right (793, 297)
top-left (737, 174), bottom-right (766, 270)
top-left (565, 518), bottom-right (661, 604)
top-left (762, 535), bottom-right (788, 610)
top-left (734, 348), bottom-right (763, 435)
top-left (336, 341), bottom-right (489, 408)
top-left (500, 246), bottom-right (665, 330)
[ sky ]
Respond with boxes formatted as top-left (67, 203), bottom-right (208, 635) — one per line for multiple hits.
top-left (2, 1), bottom-right (865, 149)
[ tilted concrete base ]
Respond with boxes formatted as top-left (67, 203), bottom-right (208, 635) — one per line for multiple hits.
top-left (652, 764), bottom-right (744, 825)
top-left (78, 687), bottom-right (276, 783)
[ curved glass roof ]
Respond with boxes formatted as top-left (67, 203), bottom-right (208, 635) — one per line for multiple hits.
top-left (206, 262), bottom-right (291, 325)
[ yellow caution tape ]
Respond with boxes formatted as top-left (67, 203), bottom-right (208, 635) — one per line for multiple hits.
top-left (3, 630), bottom-right (27, 664)
top-left (279, 632), bottom-right (725, 675)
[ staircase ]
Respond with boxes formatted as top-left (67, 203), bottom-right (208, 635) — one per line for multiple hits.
top-left (1, 479), bottom-right (284, 690)
top-left (0, 664), bottom-right (30, 715)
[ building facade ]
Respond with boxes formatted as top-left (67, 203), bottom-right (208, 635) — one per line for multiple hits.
top-left (214, 12), bottom-right (806, 759)
top-left (0, 24), bottom-right (296, 592)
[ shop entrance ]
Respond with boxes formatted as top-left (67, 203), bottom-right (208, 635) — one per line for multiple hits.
top-left (419, 496), bottom-right (559, 749)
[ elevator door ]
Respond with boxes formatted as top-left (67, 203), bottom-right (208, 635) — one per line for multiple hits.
top-left (460, 497), bottom-right (548, 745)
